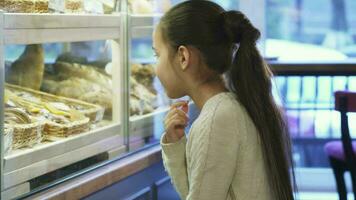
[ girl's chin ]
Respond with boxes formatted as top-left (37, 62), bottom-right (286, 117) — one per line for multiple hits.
top-left (166, 90), bottom-right (185, 99)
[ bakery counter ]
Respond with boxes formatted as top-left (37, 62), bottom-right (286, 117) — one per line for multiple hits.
top-left (2, 123), bottom-right (125, 200)
top-left (18, 145), bottom-right (168, 200)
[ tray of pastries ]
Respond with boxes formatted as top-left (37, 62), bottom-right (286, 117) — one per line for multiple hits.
top-left (1, 0), bottom-right (49, 13)
top-left (4, 126), bottom-right (14, 154)
top-left (5, 83), bottom-right (105, 143)
top-left (0, 0), bottom-right (86, 13)
top-left (4, 107), bottom-right (42, 149)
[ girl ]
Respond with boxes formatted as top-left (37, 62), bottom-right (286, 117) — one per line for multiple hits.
top-left (153, 1), bottom-right (295, 200)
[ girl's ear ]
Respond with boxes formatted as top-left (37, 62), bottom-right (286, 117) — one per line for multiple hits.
top-left (177, 45), bottom-right (190, 71)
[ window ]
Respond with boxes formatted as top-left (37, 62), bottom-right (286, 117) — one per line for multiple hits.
top-left (266, 0), bottom-right (356, 60)
top-left (265, 0), bottom-right (356, 168)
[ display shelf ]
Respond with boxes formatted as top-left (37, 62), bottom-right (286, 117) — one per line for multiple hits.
top-left (3, 123), bottom-right (122, 189)
top-left (130, 14), bottom-right (161, 38)
top-left (1, 13), bottom-right (121, 44)
top-left (130, 14), bottom-right (161, 28)
top-left (130, 107), bottom-right (168, 141)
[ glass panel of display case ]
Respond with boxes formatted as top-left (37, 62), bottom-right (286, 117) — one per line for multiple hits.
top-left (2, 40), bottom-right (123, 199)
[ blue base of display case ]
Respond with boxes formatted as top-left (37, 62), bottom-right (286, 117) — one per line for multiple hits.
top-left (83, 161), bottom-right (180, 200)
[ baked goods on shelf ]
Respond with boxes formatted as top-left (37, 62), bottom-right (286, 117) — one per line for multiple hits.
top-left (128, 0), bottom-right (172, 14)
top-left (4, 107), bottom-right (42, 149)
top-left (48, 0), bottom-right (83, 13)
top-left (1, 0), bottom-right (49, 13)
top-left (4, 127), bottom-right (13, 154)
top-left (2, 0), bottom-right (34, 13)
top-left (6, 44), bottom-right (45, 90)
top-left (131, 63), bottom-right (156, 94)
top-left (5, 83), bottom-right (104, 145)
top-left (128, 0), bottom-right (154, 14)
top-left (42, 77), bottom-right (112, 116)
top-left (40, 59), bottom-right (159, 117)
top-left (42, 61), bottom-right (113, 115)
top-left (65, 0), bottom-right (82, 12)
top-left (130, 76), bottom-right (156, 115)
top-left (53, 61), bottom-right (112, 91)
top-left (34, 0), bottom-right (49, 13)
top-left (130, 63), bottom-right (158, 116)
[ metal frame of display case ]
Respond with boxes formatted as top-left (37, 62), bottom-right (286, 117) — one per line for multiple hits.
top-left (0, 12), bottom-right (125, 200)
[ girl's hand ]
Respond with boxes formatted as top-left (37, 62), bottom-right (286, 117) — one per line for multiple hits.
top-left (164, 101), bottom-right (189, 143)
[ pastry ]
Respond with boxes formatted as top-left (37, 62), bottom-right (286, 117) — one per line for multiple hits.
top-left (130, 77), bottom-right (156, 115)
top-left (6, 85), bottom-right (88, 124)
top-left (53, 62), bottom-right (112, 90)
top-left (4, 107), bottom-right (32, 125)
top-left (128, 0), bottom-right (153, 14)
top-left (6, 44), bottom-right (45, 90)
top-left (45, 61), bottom-right (157, 117)
top-left (48, 0), bottom-right (82, 13)
top-left (4, 0), bottom-right (35, 13)
top-left (42, 77), bottom-right (112, 115)
top-left (65, 0), bottom-right (83, 12)
top-left (34, 0), bottom-right (48, 13)
top-left (131, 63), bottom-right (156, 94)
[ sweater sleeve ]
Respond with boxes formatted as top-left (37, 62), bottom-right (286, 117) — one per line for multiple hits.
top-left (161, 133), bottom-right (189, 199)
top-left (186, 103), bottom-right (241, 200)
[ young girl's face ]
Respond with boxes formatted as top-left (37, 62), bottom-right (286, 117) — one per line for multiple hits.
top-left (152, 27), bottom-right (186, 99)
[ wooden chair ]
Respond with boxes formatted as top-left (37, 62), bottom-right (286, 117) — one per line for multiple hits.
top-left (324, 91), bottom-right (356, 200)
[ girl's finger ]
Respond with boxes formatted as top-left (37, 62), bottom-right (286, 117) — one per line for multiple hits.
top-left (165, 108), bottom-right (189, 123)
top-left (165, 110), bottom-right (188, 125)
top-left (165, 113), bottom-right (188, 129)
top-left (166, 119), bottom-right (187, 131)
top-left (165, 108), bottom-right (177, 121)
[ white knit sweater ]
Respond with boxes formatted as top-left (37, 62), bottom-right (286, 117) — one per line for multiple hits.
top-left (161, 92), bottom-right (273, 200)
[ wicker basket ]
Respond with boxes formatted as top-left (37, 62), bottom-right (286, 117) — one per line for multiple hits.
top-left (4, 127), bottom-right (14, 154)
top-left (3, 0), bottom-right (36, 13)
top-left (43, 117), bottom-right (90, 141)
top-left (5, 121), bottom-right (43, 149)
top-left (6, 83), bottom-right (105, 123)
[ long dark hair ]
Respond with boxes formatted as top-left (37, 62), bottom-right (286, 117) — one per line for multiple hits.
top-left (159, 1), bottom-right (296, 200)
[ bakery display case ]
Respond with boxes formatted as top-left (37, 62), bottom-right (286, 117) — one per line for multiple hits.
top-left (0, 11), bottom-right (124, 199)
top-left (0, 0), bottom-right (237, 199)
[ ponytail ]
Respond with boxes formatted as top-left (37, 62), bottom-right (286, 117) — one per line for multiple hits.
top-left (222, 11), bottom-right (296, 200)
